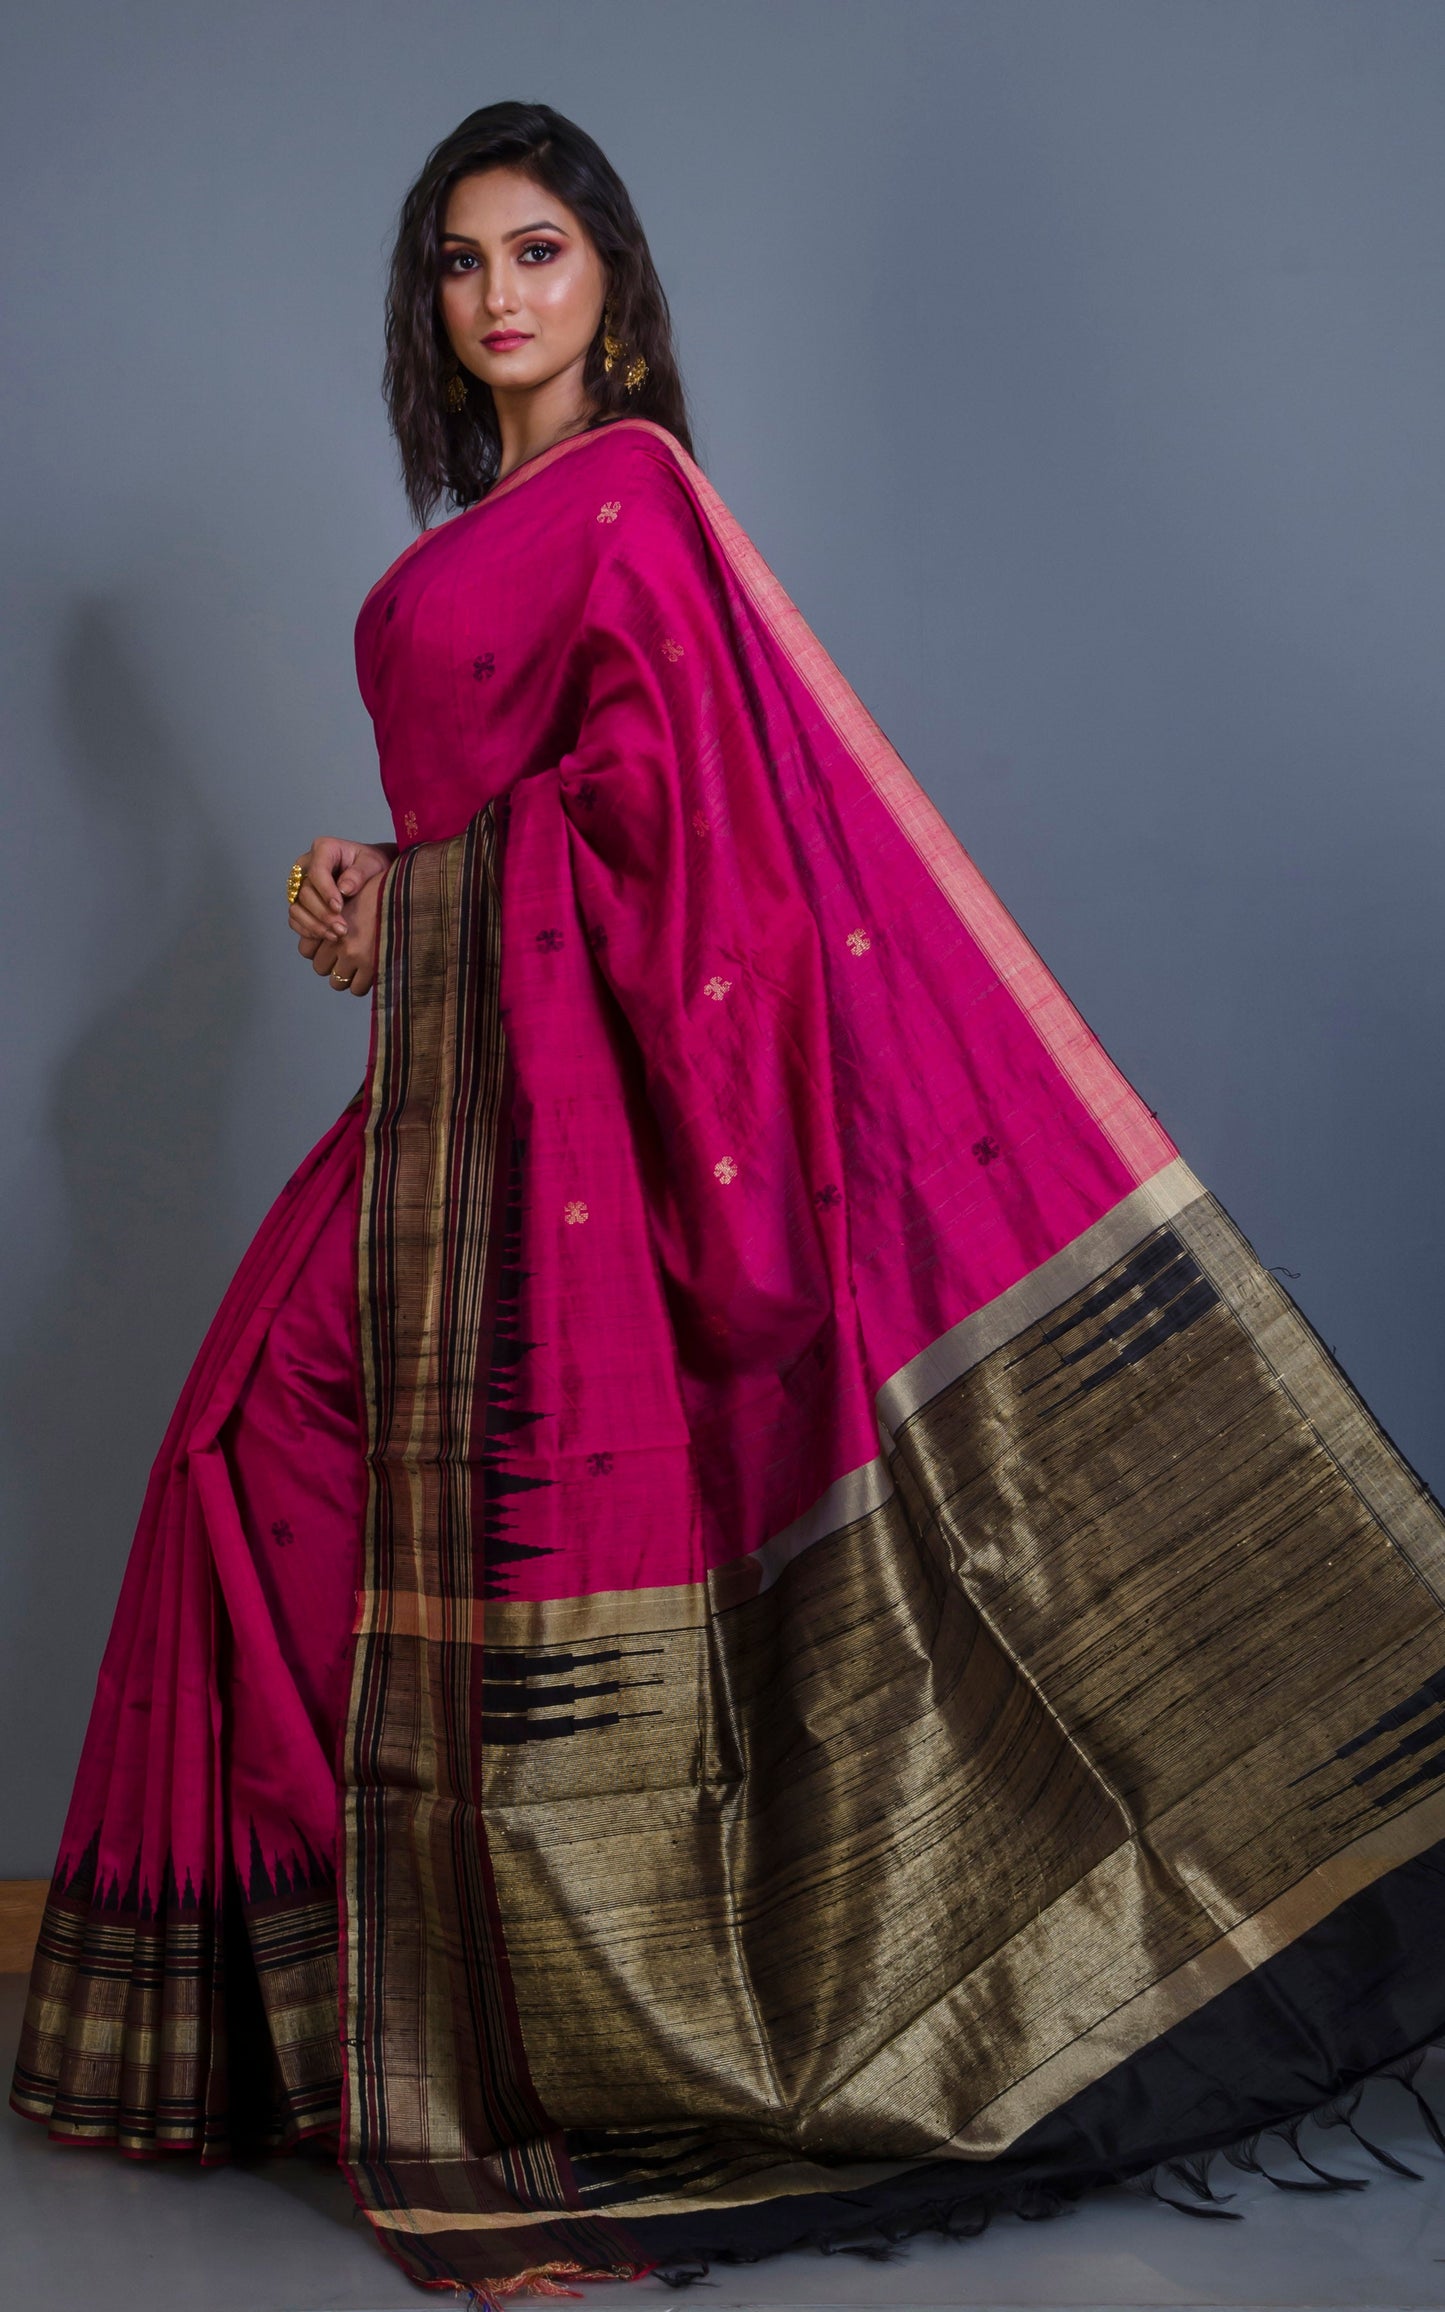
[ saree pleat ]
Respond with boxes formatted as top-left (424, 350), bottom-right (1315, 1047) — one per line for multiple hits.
top-left (12, 1106), bottom-right (364, 2156)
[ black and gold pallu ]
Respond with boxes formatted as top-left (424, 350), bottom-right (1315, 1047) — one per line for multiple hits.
top-left (341, 806), bottom-right (1445, 2300)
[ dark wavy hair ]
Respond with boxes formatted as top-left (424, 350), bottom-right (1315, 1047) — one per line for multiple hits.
top-left (384, 102), bottom-right (693, 524)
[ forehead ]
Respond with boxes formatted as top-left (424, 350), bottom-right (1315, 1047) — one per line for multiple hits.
top-left (441, 166), bottom-right (583, 241)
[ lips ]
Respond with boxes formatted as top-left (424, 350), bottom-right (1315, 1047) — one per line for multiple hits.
top-left (482, 331), bottom-right (531, 351)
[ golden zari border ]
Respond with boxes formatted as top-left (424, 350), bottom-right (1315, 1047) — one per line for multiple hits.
top-left (366, 1776), bottom-right (1445, 2239)
top-left (1169, 1194), bottom-right (1445, 1604)
top-left (942, 1776), bottom-right (1445, 2153)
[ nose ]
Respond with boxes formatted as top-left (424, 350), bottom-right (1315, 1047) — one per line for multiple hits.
top-left (483, 265), bottom-right (520, 318)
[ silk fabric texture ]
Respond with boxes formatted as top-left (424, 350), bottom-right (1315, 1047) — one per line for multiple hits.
top-left (15, 423), bottom-right (1445, 2304)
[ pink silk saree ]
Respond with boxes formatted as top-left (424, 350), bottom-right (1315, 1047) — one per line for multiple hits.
top-left (14, 422), bottom-right (1445, 2301)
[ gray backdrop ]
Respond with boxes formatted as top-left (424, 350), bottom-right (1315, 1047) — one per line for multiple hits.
top-left (3, 0), bottom-right (1442, 1876)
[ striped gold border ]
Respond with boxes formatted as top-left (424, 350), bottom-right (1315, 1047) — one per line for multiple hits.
top-left (365, 1776), bottom-right (1445, 2234)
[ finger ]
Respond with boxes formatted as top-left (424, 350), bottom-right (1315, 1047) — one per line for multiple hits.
top-left (337, 844), bottom-right (391, 898)
top-left (294, 907), bottom-right (338, 950)
top-left (291, 885), bottom-right (346, 942)
top-left (312, 941), bottom-right (340, 977)
top-left (325, 933), bottom-right (367, 993)
top-left (303, 844), bottom-right (347, 917)
top-left (293, 904), bottom-right (347, 948)
top-left (348, 956), bottom-right (374, 998)
top-left (329, 938), bottom-right (368, 993)
top-left (297, 933), bottom-right (322, 959)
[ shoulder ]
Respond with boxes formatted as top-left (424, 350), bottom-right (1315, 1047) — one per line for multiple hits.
top-left (544, 422), bottom-right (702, 535)
top-left (580, 432), bottom-right (720, 609)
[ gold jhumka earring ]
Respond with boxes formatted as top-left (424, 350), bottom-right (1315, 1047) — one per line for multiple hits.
top-left (602, 304), bottom-right (648, 394)
top-left (446, 367), bottom-right (469, 412)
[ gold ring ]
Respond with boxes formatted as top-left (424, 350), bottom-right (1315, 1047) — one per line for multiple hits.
top-left (331, 970), bottom-right (353, 988)
top-left (287, 861), bottom-right (306, 905)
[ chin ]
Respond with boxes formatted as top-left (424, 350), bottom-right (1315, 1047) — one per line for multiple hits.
top-left (475, 355), bottom-right (548, 389)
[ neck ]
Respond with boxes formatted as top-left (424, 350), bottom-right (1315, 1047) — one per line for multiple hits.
top-left (493, 357), bottom-right (597, 482)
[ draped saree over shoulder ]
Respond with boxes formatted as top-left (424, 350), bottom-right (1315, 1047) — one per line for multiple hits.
top-left (14, 421), bottom-right (1445, 2300)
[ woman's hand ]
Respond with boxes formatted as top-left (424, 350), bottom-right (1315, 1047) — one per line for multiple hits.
top-left (288, 837), bottom-right (395, 953)
top-left (288, 837), bottom-right (395, 1000)
top-left (308, 870), bottom-right (384, 999)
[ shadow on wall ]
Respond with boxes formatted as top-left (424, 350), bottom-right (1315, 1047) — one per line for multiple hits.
top-left (2, 601), bottom-right (253, 1864)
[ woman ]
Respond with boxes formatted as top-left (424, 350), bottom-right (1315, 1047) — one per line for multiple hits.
top-left (12, 101), bottom-right (1445, 2305)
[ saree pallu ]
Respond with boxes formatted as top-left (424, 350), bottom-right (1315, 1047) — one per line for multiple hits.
top-left (340, 428), bottom-right (1445, 2295)
top-left (14, 421), bottom-right (1445, 2299)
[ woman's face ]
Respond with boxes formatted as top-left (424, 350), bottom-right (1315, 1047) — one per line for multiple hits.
top-left (438, 167), bottom-right (608, 400)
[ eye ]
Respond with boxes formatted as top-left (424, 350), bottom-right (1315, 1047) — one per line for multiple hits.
top-left (443, 249), bottom-right (479, 274)
top-left (518, 240), bottom-right (561, 264)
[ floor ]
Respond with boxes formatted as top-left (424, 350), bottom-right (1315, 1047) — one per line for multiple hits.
top-left (6, 1981), bottom-right (1445, 2312)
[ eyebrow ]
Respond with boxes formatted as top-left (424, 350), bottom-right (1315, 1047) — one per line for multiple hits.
top-left (440, 221), bottom-right (569, 246)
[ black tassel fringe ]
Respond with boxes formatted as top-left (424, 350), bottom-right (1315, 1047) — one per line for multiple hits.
top-left (651, 2050), bottom-right (1444, 2286)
